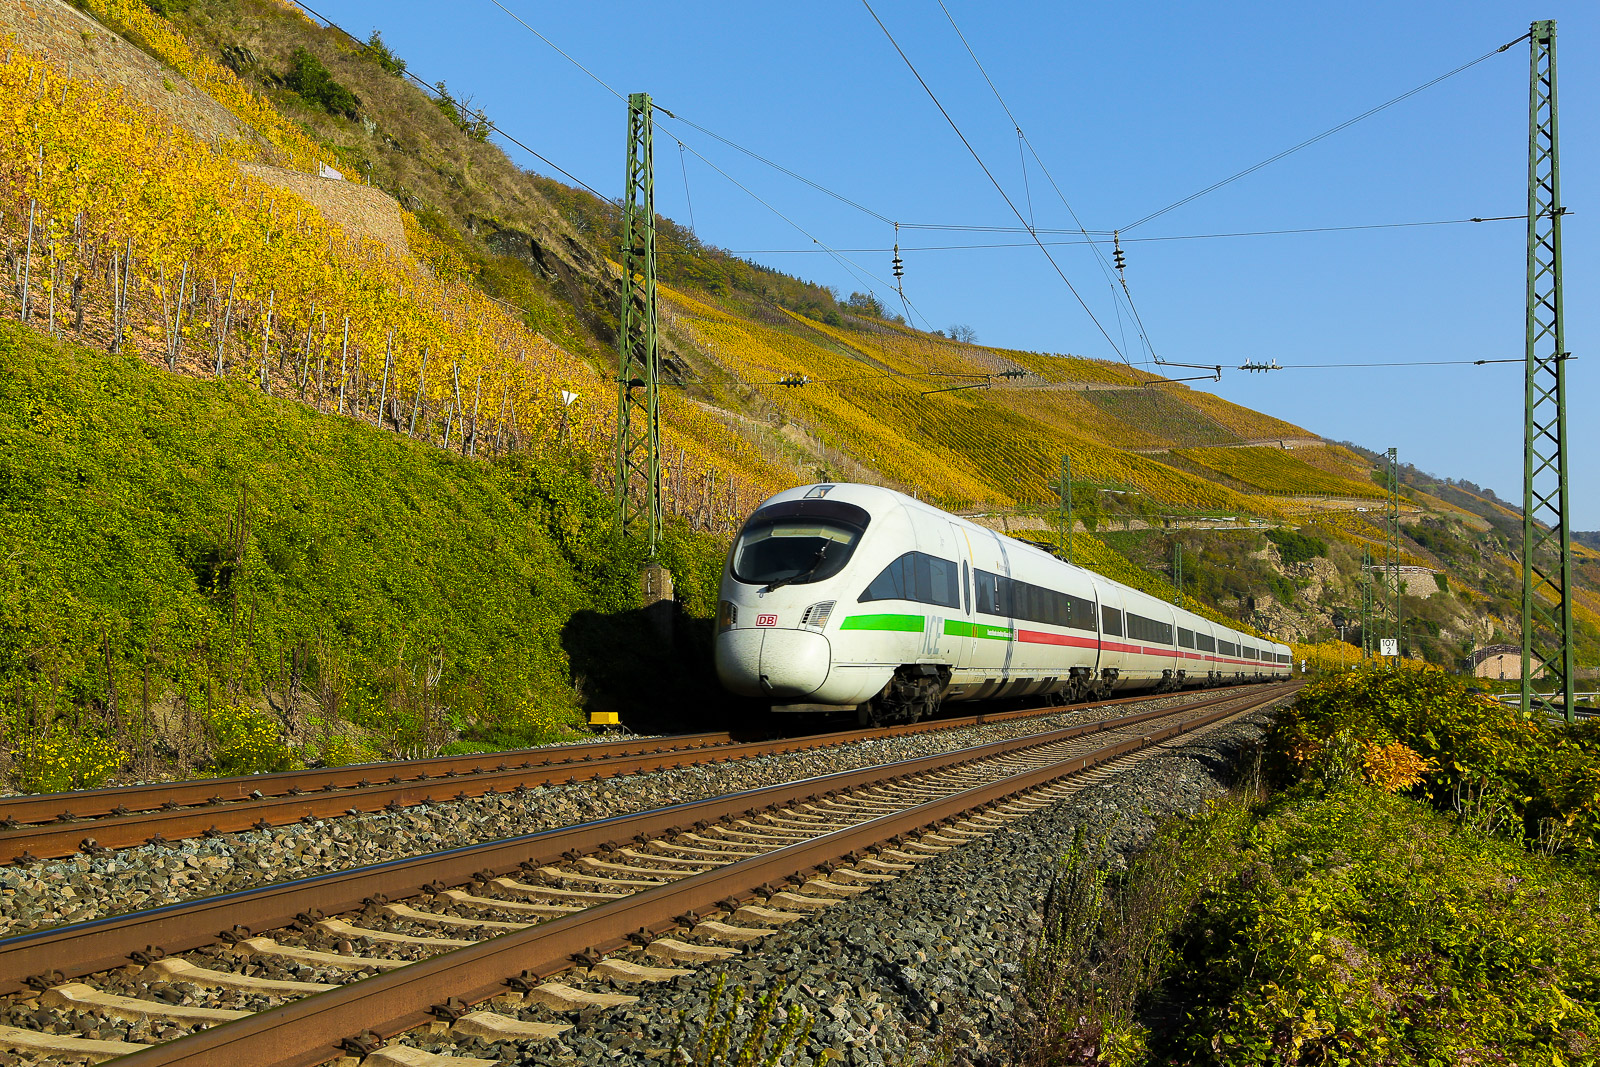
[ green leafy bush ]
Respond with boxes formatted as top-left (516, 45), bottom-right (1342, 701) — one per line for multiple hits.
top-left (0, 325), bottom-right (745, 780)
top-left (1264, 526), bottom-right (1327, 564)
top-left (9, 731), bottom-right (124, 793)
top-left (359, 30), bottom-right (406, 77)
top-left (284, 48), bottom-right (360, 118)
top-left (318, 734), bottom-right (377, 768)
top-left (207, 705), bottom-right (296, 775)
top-left (1274, 667), bottom-right (1600, 856)
top-left (1161, 787), bottom-right (1600, 1066)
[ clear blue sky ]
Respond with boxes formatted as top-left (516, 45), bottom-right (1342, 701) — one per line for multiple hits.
top-left (313, 0), bottom-right (1596, 526)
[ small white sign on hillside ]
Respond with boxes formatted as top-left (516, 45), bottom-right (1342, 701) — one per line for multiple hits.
top-left (1380, 638), bottom-right (1398, 657)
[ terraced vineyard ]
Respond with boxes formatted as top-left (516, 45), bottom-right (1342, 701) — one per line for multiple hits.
top-left (1080, 388), bottom-right (1241, 448)
top-left (667, 288), bottom-right (1369, 517)
top-left (1176, 446), bottom-right (1386, 497)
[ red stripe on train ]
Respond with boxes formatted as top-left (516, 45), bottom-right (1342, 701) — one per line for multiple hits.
top-left (1015, 630), bottom-right (1100, 650)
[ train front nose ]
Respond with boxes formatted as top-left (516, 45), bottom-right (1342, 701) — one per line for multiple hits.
top-left (715, 628), bottom-right (832, 699)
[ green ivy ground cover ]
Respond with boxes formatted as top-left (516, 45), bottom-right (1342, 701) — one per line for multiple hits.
top-left (0, 321), bottom-right (726, 787)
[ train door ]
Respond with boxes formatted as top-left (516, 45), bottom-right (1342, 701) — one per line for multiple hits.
top-left (909, 511), bottom-right (964, 667)
top-left (961, 527), bottom-right (1013, 684)
top-left (944, 523), bottom-right (975, 670)
top-left (1094, 580), bottom-right (1128, 691)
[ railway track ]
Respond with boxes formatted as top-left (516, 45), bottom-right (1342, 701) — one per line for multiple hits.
top-left (0, 683), bottom-right (1294, 1066)
top-left (0, 685), bottom-right (1281, 865)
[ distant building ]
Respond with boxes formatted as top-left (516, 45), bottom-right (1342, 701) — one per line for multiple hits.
top-left (1471, 643), bottom-right (1528, 680)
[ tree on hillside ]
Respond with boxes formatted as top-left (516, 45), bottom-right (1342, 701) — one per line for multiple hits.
top-left (949, 323), bottom-right (978, 343)
top-left (432, 82), bottom-right (492, 143)
top-left (284, 48), bottom-right (361, 118)
top-left (361, 30), bottom-right (407, 77)
top-left (845, 291), bottom-right (887, 318)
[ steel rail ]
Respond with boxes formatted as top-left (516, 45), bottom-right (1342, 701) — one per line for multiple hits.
top-left (107, 686), bottom-right (1289, 1067)
top-left (0, 686), bottom-right (1259, 826)
top-left (0, 685), bottom-right (1287, 864)
top-left (0, 733), bottom-right (745, 826)
top-left (0, 685), bottom-right (1289, 997)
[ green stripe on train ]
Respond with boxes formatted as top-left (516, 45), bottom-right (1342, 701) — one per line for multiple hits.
top-left (839, 614), bottom-right (925, 632)
top-left (943, 620), bottom-right (1013, 641)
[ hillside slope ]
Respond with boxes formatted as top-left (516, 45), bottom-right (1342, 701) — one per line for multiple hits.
top-left (2, 0), bottom-right (1595, 679)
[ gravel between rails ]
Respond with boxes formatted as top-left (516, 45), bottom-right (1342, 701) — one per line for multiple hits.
top-left (0, 694), bottom-right (1217, 935)
top-left (488, 703), bottom-right (1283, 1067)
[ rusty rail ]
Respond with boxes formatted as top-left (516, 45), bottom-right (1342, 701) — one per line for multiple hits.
top-left (0, 685), bottom-right (1286, 864)
top-left (105, 685), bottom-right (1290, 1067)
top-left (0, 685), bottom-right (1290, 996)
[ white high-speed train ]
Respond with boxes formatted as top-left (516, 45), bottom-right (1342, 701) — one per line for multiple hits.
top-left (714, 483), bottom-right (1291, 725)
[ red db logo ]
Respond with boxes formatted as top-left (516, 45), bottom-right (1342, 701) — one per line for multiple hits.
top-left (756, 614), bottom-right (778, 627)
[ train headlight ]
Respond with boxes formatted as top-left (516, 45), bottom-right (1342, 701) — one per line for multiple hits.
top-left (800, 600), bottom-right (835, 629)
top-left (718, 600), bottom-right (738, 631)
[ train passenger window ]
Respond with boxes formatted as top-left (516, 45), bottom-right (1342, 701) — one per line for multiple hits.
top-left (970, 570), bottom-right (1095, 629)
top-left (1061, 591), bottom-right (1096, 631)
top-left (1195, 632), bottom-right (1216, 652)
top-left (1127, 613), bottom-right (1174, 645)
top-left (1101, 606), bottom-right (1123, 637)
top-left (1218, 640), bottom-right (1237, 657)
top-left (973, 570), bottom-right (1002, 614)
top-left (1178, 627), bottom-right (1195, 648)
top-left (859, 551), bottom-right (961, 609)
top-left (962, 561), bottom-right (970, 614)
top-left (1243, 645), bottom-right (1258, 659)
top-left (994, 574), bottom-right (1015, 617)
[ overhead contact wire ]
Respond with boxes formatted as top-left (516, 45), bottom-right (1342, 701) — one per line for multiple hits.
top-left (485, 0), bottom-right (625, 100)
top-left (723, 214), bottom-right (1529, 252)
top-left (936, 0), bottom-right (1152, 357)
top-left (861, 0), bottom-right (1129, 364)
top-left (1121, 33), bottom-right (1531, 232)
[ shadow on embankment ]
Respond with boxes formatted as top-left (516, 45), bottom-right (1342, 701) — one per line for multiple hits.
top-left (561, 606), bottom-right (769, 736)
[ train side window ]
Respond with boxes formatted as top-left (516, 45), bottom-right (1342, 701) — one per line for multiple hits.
top-left (1063, 591), bottom-right (1096, 631)
top-left (997, 575), bottom-right (1015, 617)
top-left (924, 554), bottom-right (961, 609)
top-left (1101, 606), bottom-right (1123, 637)
top-left (861, 552), bottom-right (960, 609)
top-left (861, 554), bottom-right (910, 601)
top-left (1127, 612), bottom-right (1173, 645)
top-left (961, 561), bottom-right (970, 614)
top-left (1178, 627), bottom-right (1195, 648)
top-left (972, 570), bottom-right (1002, 615)
top-left (1196, 632), bottom-right (1216, 652)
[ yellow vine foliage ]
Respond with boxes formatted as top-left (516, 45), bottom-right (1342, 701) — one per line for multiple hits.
top-left (665, 290), bottom-right (1289, 515)
top-left (76, 0), bottom-right (328, 173)
top-left (1177, 446), bottom-right (1386, 498)
top-left (1181, 387), bottom-right (1311, 441)
top-left (0, 42), bottom-right (774, 525)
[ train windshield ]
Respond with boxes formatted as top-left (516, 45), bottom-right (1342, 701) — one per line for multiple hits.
top-left (731, 499), bottom-right (870, 588)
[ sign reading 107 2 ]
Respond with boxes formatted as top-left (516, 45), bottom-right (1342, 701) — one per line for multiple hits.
top-left (1380, 638), bottom-right (1399, 657)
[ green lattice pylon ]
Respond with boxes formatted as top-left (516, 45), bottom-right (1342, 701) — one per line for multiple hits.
top-left (1053, 453), bottom-right (1073, 563)
top-left (1385, 447), bottom-right (1401, 665)
top-left (615, 92), bottom-right (661, 555)
top-left (1521, 21), bottom-right (1575, 722)
top-left (1360, 545), bottom-right (1373, 663)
